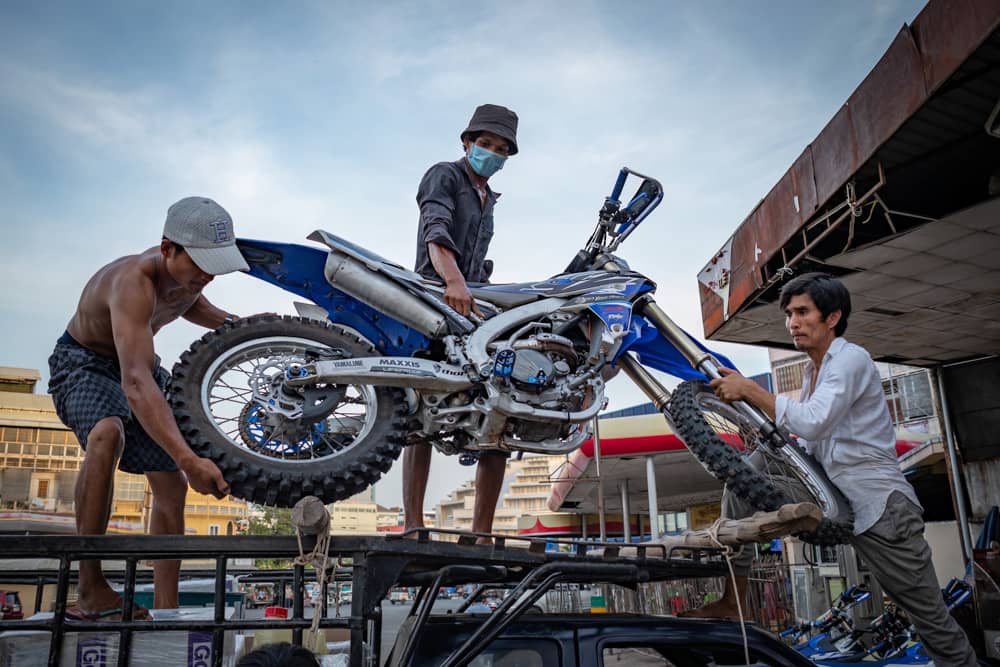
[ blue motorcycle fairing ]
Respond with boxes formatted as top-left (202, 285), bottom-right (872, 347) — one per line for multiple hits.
top-left (789, 580), bottom-right (971, 666)
top-left (588, 300), bottom-right (633, 332)
top-left (237, 234), bottom-right (735, 383)
top-left (810, 642), bottom-right (931, 666)
top-left (618, 314), bottom-right (738, 382)
top-left (236, 238), bottom-right (431, 355)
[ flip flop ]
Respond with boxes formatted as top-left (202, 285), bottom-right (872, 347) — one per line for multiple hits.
top-left (65, 601), bottom-right (150, 622)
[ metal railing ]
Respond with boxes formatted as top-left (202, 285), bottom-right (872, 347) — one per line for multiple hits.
top-left (0, 535), bottom-right (364, 667)
top-left (0, 531), bottom-right (731, 667)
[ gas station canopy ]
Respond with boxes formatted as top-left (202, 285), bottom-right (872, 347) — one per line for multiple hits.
top-left (546, 413), bottom-right (923, 517)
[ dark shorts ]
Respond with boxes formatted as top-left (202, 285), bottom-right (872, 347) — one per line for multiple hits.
top-left (47, 331), bottom-right (177, 474)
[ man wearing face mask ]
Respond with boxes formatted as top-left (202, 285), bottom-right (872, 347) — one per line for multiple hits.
top-left (406, 103), bottom-right (518, 542)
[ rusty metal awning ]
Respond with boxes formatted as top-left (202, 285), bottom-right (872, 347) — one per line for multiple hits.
top-left (699, 0), bottom-right (1000, 366)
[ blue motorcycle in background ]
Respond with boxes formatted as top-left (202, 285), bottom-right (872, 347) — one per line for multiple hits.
top-left (781, 584), bottom-right (872, 656)
top-left (168, 168), bottom-right (852, 542)
top-left (783, 579), bottom-right (975, 666)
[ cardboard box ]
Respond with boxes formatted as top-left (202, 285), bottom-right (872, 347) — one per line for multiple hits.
top-left (324, 628), bottom-right (350, 643)
top-left (0, 608), bottom-right (236, 667)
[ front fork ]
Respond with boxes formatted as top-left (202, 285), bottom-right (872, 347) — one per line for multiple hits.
top-left (627, 297), bottom-right (781, 444)
top-left (627, 297), bottom-right (839, 515)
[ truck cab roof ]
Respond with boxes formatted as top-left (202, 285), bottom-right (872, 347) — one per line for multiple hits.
top-left (388, 612), bottom-right (813, 667)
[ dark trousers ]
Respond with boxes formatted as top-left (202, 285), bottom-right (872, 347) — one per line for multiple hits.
top-left (722, 455), bottom-right (976, 667)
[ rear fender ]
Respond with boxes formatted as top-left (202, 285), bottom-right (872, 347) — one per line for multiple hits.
top-left (236, 238), bottom-right (430, 355)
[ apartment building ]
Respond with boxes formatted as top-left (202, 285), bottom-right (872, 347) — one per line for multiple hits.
top-left (0, 367), bottom-right (248, 536)
top-left (434, 454), bottom-right (566, 540)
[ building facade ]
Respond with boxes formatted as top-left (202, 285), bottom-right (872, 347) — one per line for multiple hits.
top-left (0, 367), bottom-right (249, 536)
top-left (434, 454), bottom-right (567, 540)
top-left (329, 492), bottom-right (378, 534)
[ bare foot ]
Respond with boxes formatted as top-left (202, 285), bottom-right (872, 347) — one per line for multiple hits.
top-left (475, 536), bottom-right (493, 546)
top-left (77, 584), bottom-right (126, 615)
top-left (75, 584), bottom-right (150, 620)
top-left (678, 598), bottom-right (740, 620)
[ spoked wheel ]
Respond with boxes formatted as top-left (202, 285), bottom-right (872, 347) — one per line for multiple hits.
top-left (666, 380), bottom-right (853, 545)
top-left (169, 315), bottom-right (407, 506)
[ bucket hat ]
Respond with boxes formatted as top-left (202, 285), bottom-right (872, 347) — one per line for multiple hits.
top-left (461, 104), bottom-right (519, 155)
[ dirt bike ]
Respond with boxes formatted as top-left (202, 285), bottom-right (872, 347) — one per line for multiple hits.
top-left (781, 584), bottom-right (872, 652)
top-left (168, 167), bottom-right (853, 543)
top-left (807, 579), bottom-right (976, 665)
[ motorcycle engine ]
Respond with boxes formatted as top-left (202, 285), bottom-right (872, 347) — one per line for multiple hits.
top-left (510, 349), bottom-right (555, 391)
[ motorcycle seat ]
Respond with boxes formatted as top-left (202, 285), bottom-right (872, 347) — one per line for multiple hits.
top-left (468, 285), bottom-right (543, 308)
top-left (419, 278), bottom-right (545, 309)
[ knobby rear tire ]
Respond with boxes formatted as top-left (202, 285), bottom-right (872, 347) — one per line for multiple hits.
top-left (169, 315), bottom-right (407, 507)
top-left (666, 380), bottom-right (854, 545)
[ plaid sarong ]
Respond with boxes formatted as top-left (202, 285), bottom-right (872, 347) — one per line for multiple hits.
top-left (47, 331), bottom-right (177, 473)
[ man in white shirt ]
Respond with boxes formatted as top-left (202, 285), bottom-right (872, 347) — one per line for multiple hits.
top-left (684, 273), bottom-right (976, 667)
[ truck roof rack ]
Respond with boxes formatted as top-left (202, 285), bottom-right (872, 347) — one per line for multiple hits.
top-left (0, 531), bottom-right (730, 667)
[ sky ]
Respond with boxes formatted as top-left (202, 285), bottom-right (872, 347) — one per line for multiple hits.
top-left (0, 0), bottom-right (925, 510)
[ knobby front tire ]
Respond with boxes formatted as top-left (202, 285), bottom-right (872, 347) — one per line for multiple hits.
top-left (666, 380), bottom-right (854, 545)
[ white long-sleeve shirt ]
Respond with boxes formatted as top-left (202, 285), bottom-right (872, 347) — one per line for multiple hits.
top-left (775, 337), bottom-right (921, 535)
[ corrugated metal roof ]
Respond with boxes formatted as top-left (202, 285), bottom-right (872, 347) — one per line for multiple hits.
top-left (700, 0), bottom-right (1000, 366)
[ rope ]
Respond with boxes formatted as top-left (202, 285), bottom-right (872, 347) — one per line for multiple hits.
top-left (707, 518), bottom-right (751, 666)
top-left (763, 265), bottom-right (794, 290)
top-left (294, 527), bottom-right (333, 652)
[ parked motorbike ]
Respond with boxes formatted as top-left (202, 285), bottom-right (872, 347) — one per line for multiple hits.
top-left (781, 584), bottom-right (872, 654)
top-left (168, 168), bottom-right (853, 543)
top-left (803, 579), bottom-right (974, 666)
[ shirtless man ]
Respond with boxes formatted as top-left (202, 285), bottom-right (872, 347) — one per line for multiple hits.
top-left (47, 196), bottom-right (248, 619)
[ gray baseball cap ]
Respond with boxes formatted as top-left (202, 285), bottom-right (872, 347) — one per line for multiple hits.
top-left (163, 197), bottom-right (250, 275)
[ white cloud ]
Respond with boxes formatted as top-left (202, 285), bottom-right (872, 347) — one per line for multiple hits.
top-left (0, 0), bottom-right (923, 510)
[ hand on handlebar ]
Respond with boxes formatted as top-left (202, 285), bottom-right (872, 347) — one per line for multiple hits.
top-left (709, 368), bottom-right (753, 402)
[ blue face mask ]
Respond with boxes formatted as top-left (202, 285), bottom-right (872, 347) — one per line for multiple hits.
top-left (466, 143), bottom-right (507, 178)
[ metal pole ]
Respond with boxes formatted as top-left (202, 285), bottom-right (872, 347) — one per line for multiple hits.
top-left (594, 416), bottom-right (607, 542)
top-left (934, 368), bottom-right (974, 565)
top-left (212, 557), bottom-right (227, 667)
top-left (838, 545), bottom-right (864, 626)
top-left (34, 575), bottom-right (44, 614)
top-left (292, 564), bottom-right (305, 646)
top-left (646, 456), bottom-right (660, 541)
top-left (621, 479), bottom-right (632, 543)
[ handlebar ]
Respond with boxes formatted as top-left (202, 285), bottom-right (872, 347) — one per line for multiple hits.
top-left (780, 623), bottom-right (807, 638)
top-left (566, 167), bottom-right (664, 274)
top-left (609, 168), bottom-right (628, 203)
